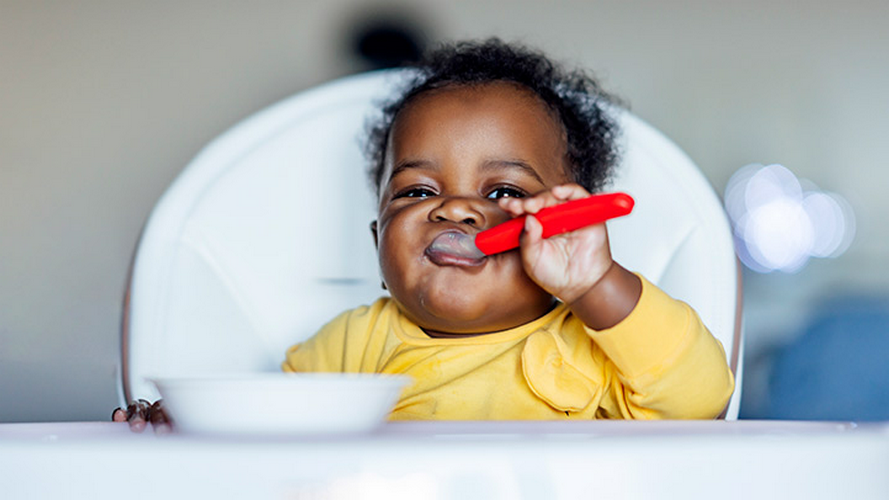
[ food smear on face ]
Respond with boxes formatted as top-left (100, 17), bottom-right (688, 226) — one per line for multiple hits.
top-left (426, 232), bottom-right (487, 265)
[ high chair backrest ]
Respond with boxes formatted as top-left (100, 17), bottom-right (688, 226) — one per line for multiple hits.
top-left (121, 69), bottom-right (743, 419)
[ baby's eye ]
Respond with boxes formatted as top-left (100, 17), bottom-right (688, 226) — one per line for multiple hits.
top-left (395, 187), bottom-right (437, 199)
top-left (486, 186), bottom-right (527, 200)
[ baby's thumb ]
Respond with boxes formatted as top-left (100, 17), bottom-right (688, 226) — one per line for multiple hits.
top-left (522, 215), bottom-right (543, 242)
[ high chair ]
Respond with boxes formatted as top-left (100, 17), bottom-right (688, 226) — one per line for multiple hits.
top-left (120, 69), bottom-right (744, 419)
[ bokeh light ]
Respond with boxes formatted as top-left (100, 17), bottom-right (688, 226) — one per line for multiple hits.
top-left (724, 164), bottom-right (855, 273)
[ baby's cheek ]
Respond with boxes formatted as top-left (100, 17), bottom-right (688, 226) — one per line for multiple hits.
top-left (495, 252), bottom-right (545, 290)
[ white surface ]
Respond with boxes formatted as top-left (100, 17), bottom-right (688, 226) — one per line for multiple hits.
top-left (1, 421), bottom-right (887, 499)
top-left (123, 69), bottom-right (743, 418)
top-left (150, 373), bottom-right (410, 436)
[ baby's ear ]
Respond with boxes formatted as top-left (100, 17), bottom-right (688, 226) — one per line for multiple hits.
top-left (370, 220), bottom-right (379, 249)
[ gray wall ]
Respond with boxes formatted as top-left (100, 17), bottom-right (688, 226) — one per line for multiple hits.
top-left (2, 0), bottom-right (888, 421)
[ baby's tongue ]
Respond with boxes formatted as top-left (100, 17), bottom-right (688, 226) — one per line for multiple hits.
top-left (428, 232), bottom-right (486, 260)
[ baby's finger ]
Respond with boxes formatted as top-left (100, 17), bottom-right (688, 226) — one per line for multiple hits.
top-left (111, 407), bottom-right (127, 422)
top-left (148, 400), bottom-right (172, 434)
top-left (498, 196), bottom-right (542, 215)
top-left (126, 399), bottom-right (151, 433)
top-left (498, 197), bottom-right (525, 216)
top-left (499, 192), bottom-right (557, 216)
top-left (524, 193), bottom-right (557, 213)
top-left (523, 214), bottom-right (544, 244)
top-left (518, 215), bottom-right (547, 278)
top-left (551, 183), bottom-right (591, 201)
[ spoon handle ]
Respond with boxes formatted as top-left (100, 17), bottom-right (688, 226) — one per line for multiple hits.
top-left (474, 192), bottom-right (635, 256)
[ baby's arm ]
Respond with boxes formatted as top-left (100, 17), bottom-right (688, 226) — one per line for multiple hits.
top-left (499, 183), bottom-right (641, 328)
top-left (590, 278), bottom-right (734, 419)
top-left (503, 185), bottom-right (733, 417)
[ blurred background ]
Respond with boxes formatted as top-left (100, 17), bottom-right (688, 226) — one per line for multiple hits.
top-left (1, 0), bottom-right (887, 422)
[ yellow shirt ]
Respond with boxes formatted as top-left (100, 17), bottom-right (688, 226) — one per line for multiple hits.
top-left (283, 276), bottom-right (734, 420)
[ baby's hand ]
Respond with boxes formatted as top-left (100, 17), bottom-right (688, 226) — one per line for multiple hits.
top-left (499, 184), bottom-right (614, 304)
top-left (112, 399), bottom-right (171, 434)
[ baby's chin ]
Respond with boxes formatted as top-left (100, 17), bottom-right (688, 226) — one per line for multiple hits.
top-left (399, 294), bottom-right (555, 336)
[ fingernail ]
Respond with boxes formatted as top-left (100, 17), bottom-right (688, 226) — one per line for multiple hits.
top-left (130, 419), bottom-right (147, 433)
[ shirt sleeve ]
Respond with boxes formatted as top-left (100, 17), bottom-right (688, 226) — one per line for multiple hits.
top-left (587, 275), bottom-right (735, 419)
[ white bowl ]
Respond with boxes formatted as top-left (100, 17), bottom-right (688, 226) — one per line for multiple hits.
top-left (149, 373), bottom-right (410, 436)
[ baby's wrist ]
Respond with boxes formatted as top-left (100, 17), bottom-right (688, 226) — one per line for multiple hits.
top-left (566, 262), bottom-right (642, 330)
top-left (552, 258), bottom-right (613, 305)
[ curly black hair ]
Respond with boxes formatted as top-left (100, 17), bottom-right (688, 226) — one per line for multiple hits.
top-left (365, 38), bottom-right (623, 196)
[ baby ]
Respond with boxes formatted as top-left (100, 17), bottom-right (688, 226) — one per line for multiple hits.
top-left (280, 39), bottom-right (734, 420)
top-left (115, 39), bottom-right (733, 427)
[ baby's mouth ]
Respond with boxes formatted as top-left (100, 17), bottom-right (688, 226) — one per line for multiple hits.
top-left (425, 231), bottom-right (487, 266)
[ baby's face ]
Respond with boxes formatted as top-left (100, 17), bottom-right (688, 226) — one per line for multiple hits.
top-left (374, 82), bottom-right (572, 335)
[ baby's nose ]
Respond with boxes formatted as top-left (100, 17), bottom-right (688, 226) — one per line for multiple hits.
top-left (429, 197), bottom-right (486, 227)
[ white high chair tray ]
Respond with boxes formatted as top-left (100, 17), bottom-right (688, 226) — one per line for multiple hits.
top-left (1, 420), bottom-right (887, 499)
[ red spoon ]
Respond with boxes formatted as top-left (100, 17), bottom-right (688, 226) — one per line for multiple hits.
top-left (429, 192), bottom-right (635, 259)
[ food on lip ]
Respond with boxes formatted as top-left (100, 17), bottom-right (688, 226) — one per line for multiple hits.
top-left (427, 231), bottom-right (486, 261)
